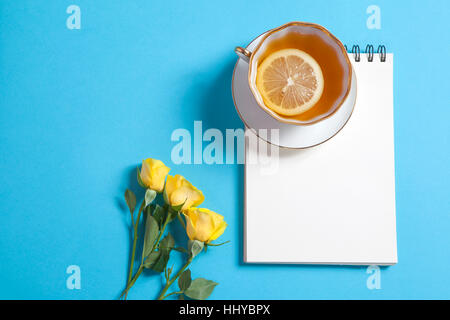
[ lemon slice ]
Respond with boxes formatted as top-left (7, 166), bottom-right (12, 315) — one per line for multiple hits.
top-left (256, 48), bottom-right (324, 116)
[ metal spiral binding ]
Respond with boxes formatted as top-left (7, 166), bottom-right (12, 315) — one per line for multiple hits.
top-left (351, 45), bottom-right (360, 62)
top-left (365, 45), bottom-right (374, 62)
top-left (345, 44), bottom-right (386, 62)
top-left (377, 45), bottom-right (386, 62)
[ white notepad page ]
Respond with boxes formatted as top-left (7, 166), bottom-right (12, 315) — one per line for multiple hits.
top-left (245, 54), bottom-right (397, 265)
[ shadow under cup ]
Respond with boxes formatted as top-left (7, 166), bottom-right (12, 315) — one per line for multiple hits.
top-left (249, 23), bottom-right (352, 125)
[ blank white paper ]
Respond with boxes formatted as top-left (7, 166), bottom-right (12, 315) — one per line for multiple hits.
top-left (245, 54), bottom-right (397, 265)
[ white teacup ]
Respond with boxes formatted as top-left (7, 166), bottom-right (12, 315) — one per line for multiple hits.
top-left (235, 22), bottom-right (354, 127)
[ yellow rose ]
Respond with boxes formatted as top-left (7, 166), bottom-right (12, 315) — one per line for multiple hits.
top-left (140, 158), bottom-right (170, 192)
top-left (163, 174), bottom-right (204, 211)
top-left (183, 208), bottom-right (227, 243)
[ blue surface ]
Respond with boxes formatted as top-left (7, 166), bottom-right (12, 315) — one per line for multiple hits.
top-left (0, 0), bottom-right (449, 299)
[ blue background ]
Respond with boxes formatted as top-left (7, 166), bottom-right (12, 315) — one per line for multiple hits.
top-left (0, 0), bottom-right (449, 299)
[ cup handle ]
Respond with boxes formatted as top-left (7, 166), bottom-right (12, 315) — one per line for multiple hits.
top-left (235, 46), bottom-right (251, 63)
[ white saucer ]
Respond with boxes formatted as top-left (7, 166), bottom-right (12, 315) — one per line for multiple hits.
top-left (232, 33), bottom-right (357, 149)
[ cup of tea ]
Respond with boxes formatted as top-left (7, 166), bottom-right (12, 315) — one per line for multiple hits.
top-left (235, 21), bottom-right (353, 126)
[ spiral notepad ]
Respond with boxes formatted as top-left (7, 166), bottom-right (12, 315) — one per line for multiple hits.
top-left (244, 45), bottom-right (397, 265)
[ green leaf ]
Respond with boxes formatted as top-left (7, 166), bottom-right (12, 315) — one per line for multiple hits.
top-left (144, 204), bottom-right (153, 220)
top-left (159, 233), bottom-right (175, 250)
top-left (137, 166), bottom-right (146, 188)
top-left (150, 233), bottom-right (175, 273)
top-left (184, 278), bottom-right (218, 300)
top-left (143, 251), bottom-right (160, 268)
top-left (145, 189), bottom-right (157, 207)
top-left (152, 204), bottom-right (165, 226)
top-left (188, 240), bottom-right (204, 258)
top-left (124, 189), bottom-right (136, 214)
top-left (151, 250), bottom-right (170, 273)
top-left (178, 294), bottom-right (185, 300)
top-left (173, 247), bottom-right (188, 254)
top-left (178, 269), bottom-right (191, 291)
top-left (142, 214), bottom-right (159, 258)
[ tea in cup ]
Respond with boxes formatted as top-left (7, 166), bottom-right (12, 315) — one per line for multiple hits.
top-left (235, 22), bottom-right (352, 126)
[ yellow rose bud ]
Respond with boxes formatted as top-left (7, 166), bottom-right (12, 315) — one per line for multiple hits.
top-left (163, 174), bottom-right (204, 211)
top-left (183, 208), bottom-right (227, 243)
top-left (140, 158), bottom-right (170, 193)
